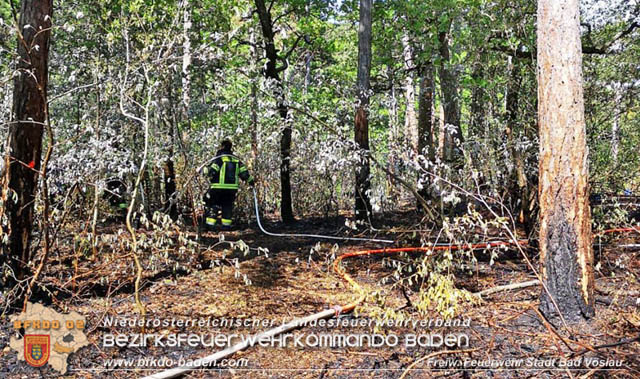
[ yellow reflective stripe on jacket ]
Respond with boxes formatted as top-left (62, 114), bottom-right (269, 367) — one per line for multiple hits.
top-left (211, 183), bottom-right (239, 189)
top-left (219, 159), bottom-right (226, 186)
top-left (215, 155), bottom-right (240, 188)
top-left (203, 164), bottom-right (220, 176)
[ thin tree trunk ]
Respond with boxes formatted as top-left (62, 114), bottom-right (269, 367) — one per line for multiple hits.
top-left (91, 80), bottom-right (101, 259)
top-left (438, 29), bottom-right (463, 163)
top-left (416, 61), bottom-right (435, 209)
top-left (249, 28), bottom-right (259, 165)
top-left (164, 130), bottom-right (178, 219)
top-left (537, 0), bottom-right (594, 322)
top-left (303, 52), bottom-right (313, 95)
top-left (1, 0), bottom-right (53, 282)
top-left (505, 59), bottom-right (529, 228)
top-left (418, 62), bottom-right (434, 162)
top-left (387, 57), bottom-right (398, 196)
top-left (255, 0), bottom-right (294, 223)
top-left (354, 0), bottom-right (373, 221)
top-left (469, 62), bottom-right (485, 138)
top-left (611, 84), bottom-right (622, 164)
top-left (402, 32), bottom-right (418, 154)
top-left (437, 99), bottom-right (445, 159)
top-left (182, 0), bottom-right (191, 119)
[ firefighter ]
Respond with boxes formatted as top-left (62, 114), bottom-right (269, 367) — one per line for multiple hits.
top-left (202, 139), bottom-right (254, 231)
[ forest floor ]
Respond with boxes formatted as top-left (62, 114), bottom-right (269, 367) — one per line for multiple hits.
top-left (1, 208), bottom-right (639, 378)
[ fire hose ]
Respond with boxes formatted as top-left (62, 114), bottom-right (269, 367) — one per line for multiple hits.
top-left (144, 190), bottom-right (639, 378)
top-left (251, 188), bottom-right (395, 244)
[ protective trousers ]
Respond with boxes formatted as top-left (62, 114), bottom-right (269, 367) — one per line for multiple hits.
top-left (204, 188), bottom-right (237, 227)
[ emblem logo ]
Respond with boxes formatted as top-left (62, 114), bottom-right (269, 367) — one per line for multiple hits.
top-left (24, 335), bottom-right (50, 367)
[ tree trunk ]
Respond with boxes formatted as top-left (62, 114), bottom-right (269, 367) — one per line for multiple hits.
top-left (354, 0), bottom-right (373, 221)
top-left (402, 32), bottom-right (418, 154)
top-left (249, 28), bottom-right (259, 166)
top-left (505, 59), bottom-right (529, 229)
top-left (418, 62), bottom-right (435, 162)
top-left (182, 0), bottom-right (191, 119)
top-left (255, 0), bottom-right (294, 223)
top-left (416, 61), bottom-right (434, 209)
top-left (386, 55), bottom-right (398, 196)
top-left (537, 0), bottom-right (594, 322)
top-left (303, 52), bottom-right (313, 94)
top-left (469, 62), bottom-right (485, 138)
top-left (611, 83), bottom-right (622, 164)
top-left (1, 0), bottom-right (53, 283)
top-left (438, 29), bottom-right (463, 164)
top-left (164, 122), bottom-right (178, 219)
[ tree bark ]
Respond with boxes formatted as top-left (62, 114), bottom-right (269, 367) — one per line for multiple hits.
top-left (611, 83), bottom-right (622, 164)
top-left (354, 0), bottom-right (373, 221)
top-left (417, 62), bottom-right (434, 162)
top-left (1, 0), bottom-right (53, 282)
top-left (416, 61), bottom-right (435, 209)
top-left (182, 0), bottom-right (191, 119)
top-left (537, 0), bottom-right (594, 322)
top-left (402, 32), bottom-right (418, 154)
top-left (255, 0), bottom-right (294, 223)
top-left (438, 29), bottom-right (463, 164)
top-left (469, 62), bottom-right (485, 138)
top-left (386, 52), bottom-right (398, 196)
top-left (164, 127), bottom-right (178, 219)
top-left (249, 28), bottom-right (259, 166)
top-left (505, 59), bottom-right (529, 229)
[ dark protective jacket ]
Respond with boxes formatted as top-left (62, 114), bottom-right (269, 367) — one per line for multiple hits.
top-left (203, 149), bottom-right (254, 190)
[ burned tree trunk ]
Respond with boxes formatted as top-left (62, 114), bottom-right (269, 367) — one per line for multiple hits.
top-left (1, 0), bottom-right (53, 282)
top-left (354, 0), bottom-right (373, 221)
top-left (255, 0), bottom-right (294, 223)
top-left (537, 0), bottom-right (594, 322)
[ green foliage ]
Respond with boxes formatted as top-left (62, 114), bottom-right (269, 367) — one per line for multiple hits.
top-left (1, 0), bottom-right (638, 321)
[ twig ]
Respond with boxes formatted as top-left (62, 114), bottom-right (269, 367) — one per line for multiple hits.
top-left (569, 334), bottom-right (640, 358)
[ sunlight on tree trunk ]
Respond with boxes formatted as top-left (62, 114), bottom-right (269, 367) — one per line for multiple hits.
top-left (537, 0), bottom-right (594, 322)
top-left (611, 83), bottom-right (622, 164)
top-left (354, 0), bottom-right (372, 221)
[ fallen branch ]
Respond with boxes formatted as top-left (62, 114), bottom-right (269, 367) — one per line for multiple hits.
top-left (143, 308), bottom-right (338, 379)
top-left (474, 279), bottom-right (539, 298)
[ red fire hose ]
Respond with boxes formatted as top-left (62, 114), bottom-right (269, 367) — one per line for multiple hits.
top-left (144, 208), bottom-right (638, 378)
